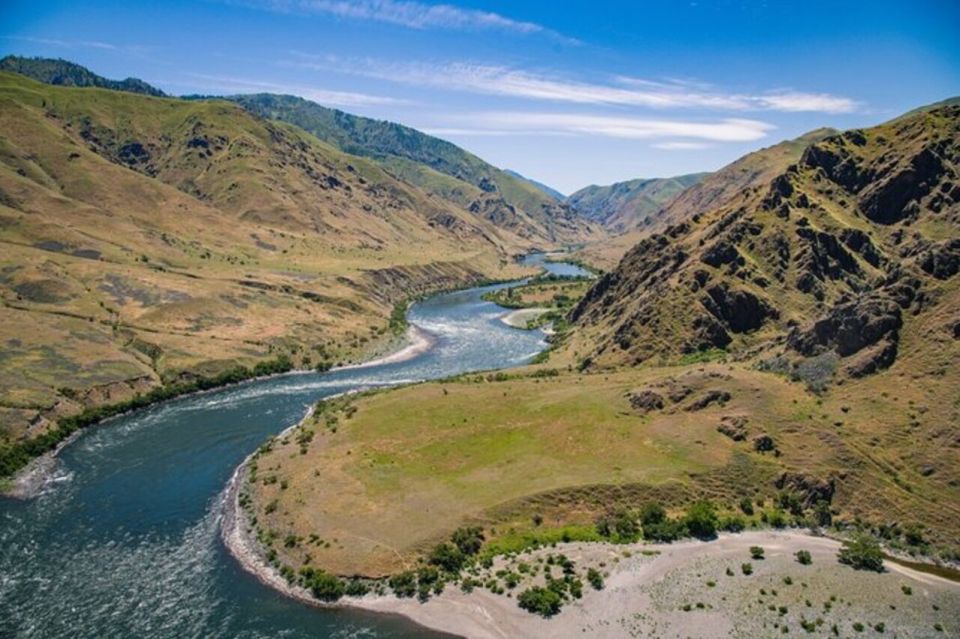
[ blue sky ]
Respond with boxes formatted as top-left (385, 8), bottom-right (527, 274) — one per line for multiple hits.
top-left (3, 0), bottom-right (959, 194)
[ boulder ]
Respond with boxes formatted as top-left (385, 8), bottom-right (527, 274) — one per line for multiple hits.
top-left (629, 390), bottom-right (665, 413)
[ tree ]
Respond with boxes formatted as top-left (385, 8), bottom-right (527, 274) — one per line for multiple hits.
top-left (389, 571), bottom-right (418, 598)
top-left (517, 586), bottom-right (563, 617)
top-left (452, 526), bottom-right (485, 556)
top-left (302, 569), bottom-right (345, 602)
top-left (640, 502), bottom-right (667, 527)
top-left (837, 534), bottom-right (884, 572)
top-left (750, 546), bottom-right (765, 560)
top-left (684, 500), bottom-right (719, 539)
top-left (795, 550), bottom-right (812, 565)
top-left (739, 496), bottom-right (755, 516)
top-left (429, 542), bottom-right (466, 573)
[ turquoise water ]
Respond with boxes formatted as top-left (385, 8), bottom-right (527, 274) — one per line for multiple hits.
top-left (0, 258), bottom-right (590, 639)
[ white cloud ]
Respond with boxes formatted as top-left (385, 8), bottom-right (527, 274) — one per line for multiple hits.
top-left (4, 35), bottom-right (118, 50)
top-left (651, 141), bottom-right (713, 150)
top-left (431, 112), bottom-right (775, 141)
top-left (291, 55), bottom-right (858, 113)
top-left (241, 0), bottom-right (575, 40)
top-left (182, 73), bottom-right (410, 106)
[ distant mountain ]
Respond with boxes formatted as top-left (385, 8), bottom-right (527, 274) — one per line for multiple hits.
top-left (504, 169), bottom-right (566, 201)
top-left (568, 173), bottom-right (708, 233)
top-left (0, 55), bottom-right (165, 96)
top-left (226, 93), bottom-right (596, 244)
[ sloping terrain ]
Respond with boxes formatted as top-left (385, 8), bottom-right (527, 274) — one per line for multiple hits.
top-left (227, 93), bottom-right (598, 245)
top-left (578, 130), bottom-right (837, 269)
top-left (0, 70), bottom-right (537, 454)
top-left (503, 169), bottom-right (566, 201)
top-left (569, 107), bottom-right (958, 374)
top-left (568, 173), bottom-right (707, 233)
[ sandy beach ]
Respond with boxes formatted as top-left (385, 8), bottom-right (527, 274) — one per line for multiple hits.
top-left (500, 307), bottom-right (550, 329)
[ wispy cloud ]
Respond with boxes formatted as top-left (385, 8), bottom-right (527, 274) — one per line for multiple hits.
top-left (291, 54), bottom-right (858, 113)
top-left (651, 141), bottom-right (713, 150)
top-left (426, 112), bottom-right (775, 141)
top-left (180, 73), bottom-right (410, 106)
top-left (3, 35), bottom-right (118, 50)
top-left (237, 0), bottom-right (575, 41)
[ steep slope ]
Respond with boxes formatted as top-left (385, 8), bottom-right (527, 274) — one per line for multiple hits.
top-left (226, 93), bottom-right (597, 244)
top-left (0, 55), bottom-right (165, 96)
top-left (569, 104), bottom-right (959, 379)
top-left (577, 129), bottom-right (839, 270)
top-left (568, 173), bottom-right (708, 233)
top-left (0, 71), bottom-right (533, 456)
top-left (503, 169), bottom-right (566, 201)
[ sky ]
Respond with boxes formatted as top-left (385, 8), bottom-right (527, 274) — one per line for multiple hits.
top-left (2, 0), bottom-right (959, 194)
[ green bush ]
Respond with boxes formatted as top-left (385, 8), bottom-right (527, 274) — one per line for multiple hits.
top-left (643, 518), bottom-right (688, 543)
top-left (429, 542), bottom-right (466, 573)
top-left (750, 546), bottom-right (765, 560)
top-left (741, 562), bottom-right (753, 575)
top-left (795, 550), bottom-right (812, 565)
top-left (389, 571), bottom-right (418, 598)
top-left (739, 496), bottom-right (755, 516)
top-left (586, 567), bottom-right (604, 590)
top-left (684, 500), bottom-right (719, 539)
top-left (837, 535), bottom-right (884, 572)
top-left (300, 568), bottom-right (344, 602)
top-left (452, 526), bottom-right (485, 556)
top-left (517, 586), bottom-right (563, 617)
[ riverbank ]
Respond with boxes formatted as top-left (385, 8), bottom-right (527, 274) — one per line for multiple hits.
top-left (500, 308), bottom-right (550, 329)
top-left (1, 323), bottom-right (433, 500)
top-left (222, 475), bottom-right (960, 639)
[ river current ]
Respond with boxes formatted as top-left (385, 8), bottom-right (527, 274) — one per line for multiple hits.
top-left (0, 255), bottom-right (589, 639)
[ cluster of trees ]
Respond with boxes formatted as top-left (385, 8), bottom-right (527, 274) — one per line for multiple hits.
top-left (596, 500), bottom-right (733, 543)
top-left (0, 355), bottom-right (293, 478)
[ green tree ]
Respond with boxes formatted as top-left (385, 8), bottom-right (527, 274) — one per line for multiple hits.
top-left (517, 586), bottom-right (563, 617)
top-left (837, 534), bottom-right (884, 572)
top-left (684, 500), bottom-right (719, 539)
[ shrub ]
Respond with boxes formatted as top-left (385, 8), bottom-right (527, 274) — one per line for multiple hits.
top-left (640, 502), bottom-right (667, 527)
top-left (901, 585), bottom-right (912, 595)
top-left (517, 586), bottom-right (563, 617)
top-left (344, 578), bottom-right (370, 597)
top-left (837, 535), bottom-right (884, 572)
top-left (750, 546), bottom-right (765, 560)
top-left (739, 496), bottom-right (755, 516)
top-left (586, 567), bottom-right (604, 590)
top-left (300, 568), bottom-right (344, 602)
top-left (684, 500), bottom-right (719, 539)
top-left (852, 621), bottom-right (864, 632)
top-left (721, 515), bottom-right (746, 532)
top-left (795, 550), bottom-right (812, 565)
top-left (389, 571), bottom-right (418, 598)
top-left (429, 542), bottom-right (466, 573)
top-left (452, 526), bottom-right (485, 556)
top-left (643, 518), bottom-right (688, 543)
top-left (741, 562), bottom-right (753, 575)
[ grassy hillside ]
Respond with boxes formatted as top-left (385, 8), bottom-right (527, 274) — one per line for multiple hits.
top-left (0, 70), bottom-right (537, 469)
top-left (568, 173), bottom-right (708, 233)
top-left (226, 93), bottom-right (597, 244)
top-left (503, 169), bottom-right (567, 201)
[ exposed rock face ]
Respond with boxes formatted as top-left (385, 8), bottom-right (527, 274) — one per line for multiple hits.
top-left (570, 104), bottom-right (959, 380)
top-left (701, 283), bottom-right (778, 334)
top-left (717, 415), bottom-right (749, 441)
top-left (775, 472), bottom-right (836, 506)
top-left (628, 390), bottom-right (665, 413)
top-left (686, 390), bottom-right (732, 412)
top-left (787, 294), bottom-right (902, 359)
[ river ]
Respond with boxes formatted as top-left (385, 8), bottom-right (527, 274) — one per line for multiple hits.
top-left (0, 255), bottom-right (590, 639)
